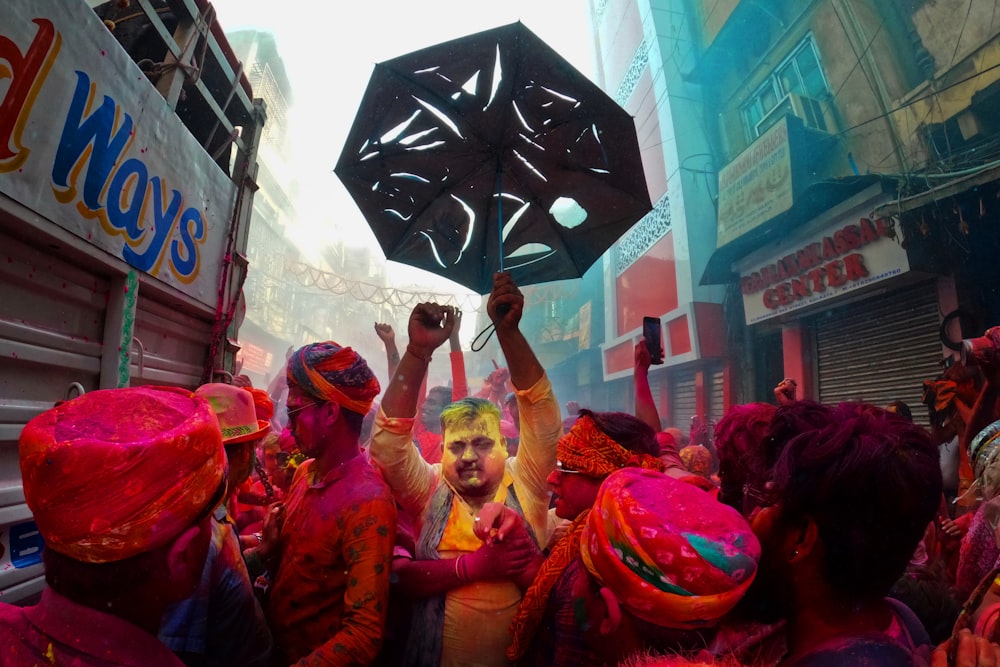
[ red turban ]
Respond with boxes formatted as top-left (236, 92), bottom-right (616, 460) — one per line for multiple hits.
top-left (19, 386), bottom-right (225, 563)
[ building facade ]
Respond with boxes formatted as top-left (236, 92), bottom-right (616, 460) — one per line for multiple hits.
top-left (583, 0), bottom-right (1000, 419)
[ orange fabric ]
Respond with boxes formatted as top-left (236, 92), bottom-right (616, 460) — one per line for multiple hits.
top-left (267, 456), bottom-right (396, 665)
top-left (19, 386), bottom-right (225, 563)
top-left (507, 512), bottom-right (588, 661)
top-left (508, 416), bottom-right (665, 660)
top-left (246, 387), bottom-right (274, 422)
top-left (557, 414), bottom-right (665, 476)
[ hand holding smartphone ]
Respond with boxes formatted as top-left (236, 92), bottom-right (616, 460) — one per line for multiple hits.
top-left (643, 316), bottom-right (664, 365)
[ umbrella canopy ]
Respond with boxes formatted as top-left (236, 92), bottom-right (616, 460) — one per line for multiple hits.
top-left (335, 21), bottom-right (651, 294)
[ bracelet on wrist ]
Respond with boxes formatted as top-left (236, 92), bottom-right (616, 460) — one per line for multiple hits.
top-left (454, 555), bottom-right (465, 582)
top-left (406, 344), bottom-right (433, 363)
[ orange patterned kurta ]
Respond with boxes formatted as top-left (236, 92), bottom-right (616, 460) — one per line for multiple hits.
top-left (266, 454), bottom-right (397, 666)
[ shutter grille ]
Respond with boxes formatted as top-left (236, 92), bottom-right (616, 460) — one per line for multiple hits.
top-left (709, 367), bottom-right (726, 422)
top-left (815, 283), bottom-right (941, 424)
top-left (670, 370), bottom-right (698, 429)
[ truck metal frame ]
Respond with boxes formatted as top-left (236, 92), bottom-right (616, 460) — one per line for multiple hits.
top-left (0, 0), bottom-right (265, 602)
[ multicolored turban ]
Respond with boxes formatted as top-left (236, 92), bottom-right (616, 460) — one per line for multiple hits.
top-left (582, 468), bottom-right (760, 629)
top-left (508, 414), bottom-right (665, 660)
top-left (558, 414), bottom-right (666, 476)
top-left (19, 386), bottom-right (225, 563)
top-left (286, 341), bottom-right (380, 415)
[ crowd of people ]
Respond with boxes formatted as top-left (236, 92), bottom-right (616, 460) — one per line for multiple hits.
top-left (6, 272), bottom-right (1000, 667)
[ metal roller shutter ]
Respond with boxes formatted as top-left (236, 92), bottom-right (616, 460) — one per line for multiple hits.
top-left (814, 283), bottom-right (941, 424)
top-left (670, 369), bottom-right (698, 430)
top-left (709, 366), bottom-right (726, 422)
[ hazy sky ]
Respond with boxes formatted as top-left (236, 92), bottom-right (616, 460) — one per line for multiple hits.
top-left (211, 0), bottom-right (594, 295)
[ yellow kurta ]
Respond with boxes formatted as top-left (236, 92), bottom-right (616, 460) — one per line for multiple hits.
top-left (370, 374), bottom-right (562, 666)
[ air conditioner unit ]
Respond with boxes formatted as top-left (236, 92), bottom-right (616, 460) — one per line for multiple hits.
top-left (755, 93), bottom-right (831, 136)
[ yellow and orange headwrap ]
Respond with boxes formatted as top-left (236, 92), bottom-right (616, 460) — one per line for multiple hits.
top-left (287, 341), bottom-right (380, 415)
top-left (557, 414), bottom-right (665, 476)
top-left (19, 386), bottom-right (225, 563)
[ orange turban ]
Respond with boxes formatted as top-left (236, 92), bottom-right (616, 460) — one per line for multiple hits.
top-left (557, 414), bottom-right (665, 476)
top-left (287, 341), bottom-right (380, 415)
top-left (582, 468), bottom-right (760, 629)
top-left (246, 387), bottom-right (274, 423)
top-left (19, 386), bottom-right (225, 563)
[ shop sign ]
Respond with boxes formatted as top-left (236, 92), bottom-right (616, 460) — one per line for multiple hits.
top-left (0, 2), bottom-right (237, 307)
top-left (739, 216), bottom-right (909, 324)
top-left (716, 118), bottom-right (794, 247)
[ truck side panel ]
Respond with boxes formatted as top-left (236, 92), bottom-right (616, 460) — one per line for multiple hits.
top-left (0, 0), bottom-right (263, 604)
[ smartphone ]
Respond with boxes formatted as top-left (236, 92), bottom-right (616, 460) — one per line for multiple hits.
top-left (643, 316), bottom-right (664, 364)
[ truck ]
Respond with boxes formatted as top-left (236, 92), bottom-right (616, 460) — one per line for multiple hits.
top-left (0, 0), bottom-right (265, 603)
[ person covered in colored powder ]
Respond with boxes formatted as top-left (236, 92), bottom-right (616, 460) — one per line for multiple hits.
top-left (158, 382), bottom-right (273, 667)
top-left (369, 271), bottom-right (563, 666)
top-left (569, 468), bottom-right (760, 666)
top-left (505, 408), bottom-right (675, 666)
top-left (1, 386), bottom-right (228, 666)
top-left (243, 341), bottom-right (397, 666)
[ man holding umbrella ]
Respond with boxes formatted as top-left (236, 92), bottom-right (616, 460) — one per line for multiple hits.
top-left (369, 272), bottom-right (562, 667)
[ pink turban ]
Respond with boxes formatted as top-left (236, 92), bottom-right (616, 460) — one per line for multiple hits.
top-left (19, 386), bottom-right (225, 563)
top-left (582, 468), bottom-right (759, 629)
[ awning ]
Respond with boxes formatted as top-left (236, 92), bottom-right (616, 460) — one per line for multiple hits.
top-left (700, 175), bottom-right (890, 285)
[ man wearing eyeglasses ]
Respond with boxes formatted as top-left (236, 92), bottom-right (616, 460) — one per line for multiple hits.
top-left (370, 272), bottom-right (562, 667)
top-left (245, 342), bottom-right (397, 667)
top-left (506, 409), bottom-right (670, 666)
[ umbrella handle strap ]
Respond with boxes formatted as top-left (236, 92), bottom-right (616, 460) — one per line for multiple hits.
top-left (470, 322), bottom-right (497, 353)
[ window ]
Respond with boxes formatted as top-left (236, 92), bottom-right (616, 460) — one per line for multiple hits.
top-left (741, 36), bottom-right (831, 139)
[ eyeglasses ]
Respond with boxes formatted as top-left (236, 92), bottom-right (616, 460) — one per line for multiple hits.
top-left (286, 401), bottom-right (321, 419)
top-left (556, 460), bottom-right (586, 476)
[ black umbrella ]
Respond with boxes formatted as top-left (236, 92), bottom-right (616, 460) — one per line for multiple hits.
top-left (334, 21), bottom-right (651, 294)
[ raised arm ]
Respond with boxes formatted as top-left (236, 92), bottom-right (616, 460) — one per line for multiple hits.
top-left (374, 322), bottom-right (400, 380)
top-left (380, 304), bottom-right (455, 419)
top-left (488, 272), bottom-right (542, 391)
top-left (633, 339), bottom-right (660, 432)
top-left (488, 273), bottom-right (561, 539)
top-left (449, 308), bottom-right (470, 400)
top-left (369, 304), bottom-right (456, 517)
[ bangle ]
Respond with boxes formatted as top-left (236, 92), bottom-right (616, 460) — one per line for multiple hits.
top-left (454, 555), bottom-right (465, 582)
top-left (406, 344), bottom-right (433, 363)
top-left (254, 532), bottom-right (263, 545)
